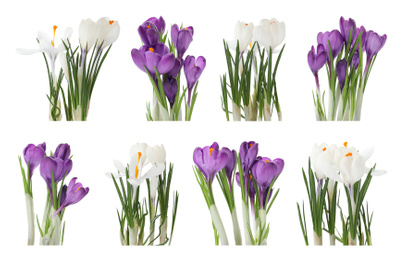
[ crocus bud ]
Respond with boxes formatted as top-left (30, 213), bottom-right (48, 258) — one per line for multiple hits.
top-left (336, 59), bottom-right (347, 93)
top-left (171, 24), bottom-right (193, 59)
top-left (339, 16), bottom-right (357, 46)
top-left (147, 16), bottom-right (166, 34)
top-left (23, 143), bottom-right (46, 178)
top-left (253, 18), bottom-right (285, 51)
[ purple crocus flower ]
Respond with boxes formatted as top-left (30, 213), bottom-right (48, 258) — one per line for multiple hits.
top-left (53, 143), bottom-right (71, 161)
top-left (365, 31), bottom-right (387, 71)
top-left (131, 43), bottom-right (176, 79)
top-left (223, 148), bottom-right (237, 189)
top-left (336, 59), bottom-right (347, 93)
top-left (339, 16), bottom-right (357, 46)
top-left (138, 21), bottom-right (160, 46)
top-left (252, 157), bottom-right (284, 208)
top-left (23, 142), bottom-right (46, 178)
top-left (171, 24), bottom-right (194, 59)
top-left (53, 178), bottom-right (89, 216)
top-left (163, 58), bottom-right (181, 108)
top-left (352, 26), bottom-right (366, 49)
top-left (193, 142), bottom-right (229, 185)
top-left (351, 49), bottom-right (360, 70)
top-left (40, 156), bottom-right (73, 197)
top-left (239, 141), bottom-right (259, 176)
top-left (307, 45), bottom-right (327, 93)
top-left (317, 30), bottom-right (344, 61)
top-left (184, 55), bottom-right (206, 105)
top-left (147, 16), bottom-right (166, 34)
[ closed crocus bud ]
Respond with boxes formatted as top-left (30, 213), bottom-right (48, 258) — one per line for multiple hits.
top-left (163, 77), bottom-right (178, 108)
top-left (53, 178), bottom-right (89, 216)
top-left (138, 21), bottom-right (160, 45)
top-left (351, 49), bottom-right (360, 70)
top-left (95, 17), bottom-right (120, 49)
top-left (184, 55), bottom-right (206, 89)
top-left (79, 18), bottom-right (97, 52)
top-left (53, 143), bottom-right (71, 161)
top-left (193, 142), bottom-right (229, 184)
top-left (311, 143), bottom-right (337, 180)
top-left (239, 141), bottom-right (259, 175)
top-left (223, 148), bottom-right (237, 183)
top-left (365, 31), bottom-right (387, 66)
top-left (317, 30), bottom-right (344, 60)
top-left (339, 16), bottom-right (357, 46)
top-left (253, 18), bottom-right (285, 51)
top-left (40, 156), bottom-right (73, 198)
top-left (147, 16), bottom-right (166, 34)
top-left (336, 59), bottom-right (347, 93)
top-left (234, 21), bottom-right (254, 53)
top-left (147, 144), bottom-right (166, 164)
top-left (171, 24), bottom-right (193, 59)
top-left (23, 143), bottom-right (46, 178)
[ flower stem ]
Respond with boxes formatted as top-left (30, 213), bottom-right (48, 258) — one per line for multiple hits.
top-left (329, 234), bottom-right (335, 245)
top-left (232, 102), bottom-right (241, 121)
top-left (244, 105), bottom-right (250, 121)
top-left (231, 208), bottom-right (242, 245)
top-left (209, 204), bottom-right (228, 245)
top-left (242, 202), bottom-right (253, 245)
top-left (313, 231), bottom-right (322, 246)
top-left (354, 86), bottom-right (364, 121)
top-left (263, 101), bottom-right (272, 121)
top-left (25, 194), bottom-right (35, 245)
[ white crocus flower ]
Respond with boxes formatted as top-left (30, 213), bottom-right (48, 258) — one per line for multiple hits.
top-left (79, 18), bottom-right (97, 52)
top-left (253, 18), bottom-right (285, 52)
top-left (311, 143), bottom-right (337, 180)
top-left (146, 145), bottom-right (166, 200)
top-left (95, 17), bottom-right (120, 49)
top-left (17, 26), bottom-right (73, 77)
top-left (228, 21), bottom-right (254, 53)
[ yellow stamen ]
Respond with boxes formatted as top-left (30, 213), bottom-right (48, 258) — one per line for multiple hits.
top-left (184, 28), bottom-right (188, 30)
top-left (135, 152), bottom-right (142, 178)
top-left (265, 160), bottom-right (270, 163)
top-left (345, 152), bottom-right (352, 157)
top-left (148, 47), bottom-right (155, 53)
top-left (76, 187), bottom-right (81, 192)
top-left (344, 142), bottom-right (348, 147)
top-left (322, 147), bottom-right (327, 151)
top-left (249, 40), bottom-right (253, 49)
top-left (249, 143), bottom-right (253, 147)
top-left (51, 25), bottom-right (57, 47)
top-left (270, 21), bottom-right (275, 25)
top-left (209, 148), bottom-right (214, 156)
top-left (109, 20), bottom-right (114, 25)
top-left (147, 25), bottom-right (151, 28)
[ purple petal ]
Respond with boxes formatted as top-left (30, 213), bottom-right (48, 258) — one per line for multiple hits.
top-left (131, 48), bottom-right (146, 72)
top-left (157, 53), bottom-right (175, 74)
top-left (171, 24), bottom-right (179, 46)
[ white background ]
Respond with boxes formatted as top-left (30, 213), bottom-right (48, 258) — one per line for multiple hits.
top-left (0, 0), bottom-right (403, 259)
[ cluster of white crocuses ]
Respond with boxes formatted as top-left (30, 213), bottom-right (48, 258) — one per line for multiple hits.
top-left (17, 17), bottom-right (120, 121)
top-left (106, 143), bottom-right (179, 246)
top-left (221, 19), bottom-right (286, 121)
top-left (297, 142), bottom-right (386, 246)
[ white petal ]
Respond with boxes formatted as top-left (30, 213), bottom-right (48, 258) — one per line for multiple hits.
top-left (143, 163), bottom-right (165, 179)
top-left (16, 48), bottom-right (41, 55)
top-left (105, 171), bottom-right (125, 179)
top-left (113, 159), bottom-right (126, 173)
top-left (360, 146), bottom-right (374, 161)
top-left (371, 169), bottom-right (387, 176)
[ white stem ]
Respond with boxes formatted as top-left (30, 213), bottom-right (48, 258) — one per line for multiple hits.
top-left (50, 208), bottom-right (61, 245)
top-left (313, 231), bottom-right (322, 246)
top-left (277, 111), bottom-right (282, 121)
top-left (258, 209), bottom-right (267, 245)
top-left (329, 234), bottom-right (335, 245)
top-left (328, 89), bottom-right (334, 121)
top-left (25, 194), bottom-right (35, 245)
top-left (231, 208), bottom-right (242, 245)
top-left (152, 92), bottom-right (160, 121)
top-left (129, 224), bottom-right (138, 245)
top-left (209, 204), bottom-right (229, 245)
top-left (263, 101), bottom-right (271, 121)
top-left (244, 105), bottom-right (250, 121)
top-left (242, 202), bottom-right (253, 245)
top-left (232, 102), bottom-right (241, 121)
top-left (159, 218), bottom-right (168, 244)
top-left (354, 86), bottom-right (364, 121)
top-left (149, 202), bottom-right (156, 245)
top-left (349, 236), bottom-right (357, 246)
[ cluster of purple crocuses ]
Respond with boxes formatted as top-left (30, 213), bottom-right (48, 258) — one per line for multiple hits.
top-left (24, 143), bottom-right (89, 215)
top-left (307, 17), bottom-right (387, 121)
top-left (131, 17), bottom-right (206, 120)
top-left (193, 141), bottom-right (284, 245)
top-left (21, 142), bottom-right (89, 245)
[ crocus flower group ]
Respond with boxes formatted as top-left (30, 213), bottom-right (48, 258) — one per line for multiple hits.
top-left (131, 16), bottom-right (205, 121)
top-left (308, 16), bottom-right (387, 121)
top-left (193, 141), bottom-right (284, 245)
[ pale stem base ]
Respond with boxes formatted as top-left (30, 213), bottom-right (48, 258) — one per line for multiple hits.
top-left (244, 106), bottom-right (250, 121)
top-left (313, 231), bottom-right (322, 246)
top-left (242, 202), bottom-right (253, 245)
top-left (232, 102), bottom-right (241, 121)
top-left (263, 101), bottom-right (272, 121)
top-left (159, 218), bottom-right (168, 244)
top-left (231, 208), bottom-right (242, 245)
top-left (329, 234), bottom-right (335, 245)
top-left (25, 194), bottom-right (35, 245)
top-left (209, 204), bottom-right (229, 245)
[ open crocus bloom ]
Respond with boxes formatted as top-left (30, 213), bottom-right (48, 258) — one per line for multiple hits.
top-left (17, 26), bottom-right (73, 73)
top-left (193, 142), bottom-right (229, 184)
top-left (327, 143), bottom-right (386, 187)
top-left (53, 177), bottom-right (89, 216)
top-left (96, 17), bottom-right (120, 49)
top-left (253, 18), bottom-right (285, 52)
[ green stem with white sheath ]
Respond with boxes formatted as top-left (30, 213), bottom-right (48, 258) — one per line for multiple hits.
top-left (230, 208), bottom-right (242, 245)
top-left (25, 194), bottom-right (35, 245)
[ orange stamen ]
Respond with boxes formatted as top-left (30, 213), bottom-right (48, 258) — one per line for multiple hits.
top-left (148, 47), bottom-right (155, 53)
top-left (209, 148), bottom-right (214, 156)
top-left (51, 25), bottom-right (57, 47)
top-left (322, 147), bottom-right (327, 151)
top-left (135, 152), bottom-right (142, 178)
top-left (345, 152), bottom-right (352, 157)
top-left (109, 20), bottom-right (114, 25)
top-left (344, 142), bottom-right (348, 147)
top-left (245, 23), bottom-right (248, 26)
top-left (147, 25), bottom-right (151, 28)
top-left (76, 187), bottom-right (82, 192)
top-left (265, 160), bottom-right (270, 163)
top-left (249, 143), bottom-right (253, 147)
